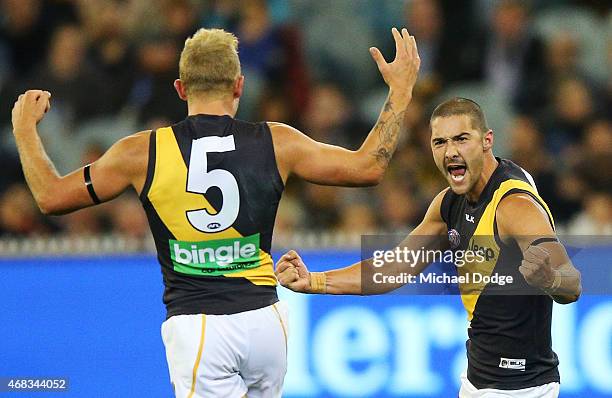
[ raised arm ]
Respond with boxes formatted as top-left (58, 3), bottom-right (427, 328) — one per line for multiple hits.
top-left (496, 194), bottom-right (582, 304)
top-left (270, 27), bottom-right (420, 186)
top-left (276, 189), bottom-right (449, 295)
top-left (11, 90), bottom-right (149, 215)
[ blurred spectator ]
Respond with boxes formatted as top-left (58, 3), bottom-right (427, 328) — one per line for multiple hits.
top-left (608, 41), bottom-right (612, 120)
top-left (301, 82), bottom-right (368, 149)
top-left (335, 203), bottom-right (378, 235)
top-left (301, 184), bottom-right (340, 230)
top-left (508, 116), bottom-right (558, 204)
top-left (551, 172), bottom-right (587, 224)
top-left (163, 0), bottom-right (202, 44)
top-left (257, 89), bottom-right (297, 125)
top-left (405, 0), bottom-right (442, 78)
top-left (0, 0), bottom-right (47, 79)
top-left (273, 193), bottom-right (306, 238)
top-left (235, 0), bottom-right (284, 119)
top-left (60, 206), bottom-right (111, 237)
top-left (201, 0), bottom-right (240, 31)
top-left (393, 121), bottom-right (447, 201)
top-left (520, 31), bottom-right (585, 117)
top-left (485, 0), bottom-right (547, 113)
top-left (81, 0), bottom-right (137, 115)
top-left (80, 142), bottom-right (107, 166)
top-left (541, 78), bottom-right (597, 154)
top-left (532, 2), bottom-right (610, 84)
top-left (378, 180), bottom-right (422, 231)
top-left (0, 147), bottom-right (24, 194)
top-left (1, 24), bottom-right (110, 127)
top-left (545, 32), bottom-right (581, 79)
top-left (235, 0), bottom-right (309, 119)
top-left (574, 119), bottom-right (612, 193)
top-left (109, 196), bottom-right (149, 239)
top-left (297, 0), bottom-right (379, 96)
top-left (237, 0), bottom-right (281, 80)
top-left (0, 183), bottom-right (50, 236)
top-left (402, 0), bottom-right (448, 96)
top-left (505, 113), bottom-right (600, 224)
top-left (567, 192), bottom-right (612, 235)
top-left (130, 34), bottom-right (185, 125)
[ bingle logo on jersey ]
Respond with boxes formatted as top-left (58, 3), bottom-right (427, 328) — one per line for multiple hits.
top-left (499, 357), bottom-right (526, 371)
top-left (169, 233), bottom-right (261, 276)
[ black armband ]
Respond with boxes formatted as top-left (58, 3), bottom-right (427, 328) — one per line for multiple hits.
top-left (84, 164), bottom-right (101, 204)
top-left (528, 237), bottom-right (558, 247)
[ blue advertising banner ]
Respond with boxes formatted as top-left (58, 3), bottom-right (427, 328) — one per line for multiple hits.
top-left (0, 249), bottom-right (610, 397)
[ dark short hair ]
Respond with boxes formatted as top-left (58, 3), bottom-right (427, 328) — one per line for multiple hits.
top-left (430, 97), bottom-right (488, 133)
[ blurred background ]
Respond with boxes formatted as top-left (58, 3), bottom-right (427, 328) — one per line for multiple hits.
top-left (0, 0), bottom-right (611, 397)
top-left (0, 0), bottom-right (610, 241)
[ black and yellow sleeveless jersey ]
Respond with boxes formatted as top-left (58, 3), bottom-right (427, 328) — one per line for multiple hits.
top-left (139, 114), bottom-right (283, 318)
top-left (441, 158), bottom-right (560, 390)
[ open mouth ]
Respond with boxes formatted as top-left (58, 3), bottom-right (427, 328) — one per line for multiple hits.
top-left (447, 164), bottom-right (467, 182)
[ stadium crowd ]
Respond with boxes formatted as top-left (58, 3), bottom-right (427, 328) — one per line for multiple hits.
top-left (0, 0), bottom-right (610, 242)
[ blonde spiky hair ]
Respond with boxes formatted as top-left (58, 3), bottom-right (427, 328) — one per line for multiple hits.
top-left (179, 28), bottom-right (241, 98)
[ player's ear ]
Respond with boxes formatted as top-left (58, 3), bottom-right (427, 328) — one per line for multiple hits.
top-left (174, 79), bottom-right (188, 101)
top-left (483, 129), bottom-right (494, 151)
top-left (233, 76), bottom-right (244, 99)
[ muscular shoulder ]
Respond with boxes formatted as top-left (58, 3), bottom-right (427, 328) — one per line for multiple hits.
top-left (267, 122), bottom-right (300, 142)
top-left (427, 187), bottom-right (450, 220)
top-left (266, 122), bottom-right (304, 182)
top-left (422, 187), bottom-right (450, 226)
top-left (267, 122), bottom-right (286, 129)
top-left (433, 187), bottom-right (450, 204)
top-left (410, 188), bottom-right (449, 237)
top-left (496, 193), bottom-right (553, 236)
top-left (117, 130), bottom-right (150, 150)
top-left (107, 130), bottom-right (151, 176)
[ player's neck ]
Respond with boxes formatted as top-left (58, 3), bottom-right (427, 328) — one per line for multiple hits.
top-left (187, 96), bottom-right (238, 118)
top-left (466, 153), bottom-right (498, 203)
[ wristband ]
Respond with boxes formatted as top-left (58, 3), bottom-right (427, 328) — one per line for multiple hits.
top-left (310, 272), bottom-right (327, 294)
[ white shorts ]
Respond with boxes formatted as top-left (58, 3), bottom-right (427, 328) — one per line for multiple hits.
top-left (161, 301), bottom-right (289, 398)
top-left (459, 372), bottom-right (560, 398)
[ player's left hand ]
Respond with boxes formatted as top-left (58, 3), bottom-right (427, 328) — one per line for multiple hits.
top-left (12, 90), bottom-right (51, 133)
top-left (519, 245), bottom-right (555, 290)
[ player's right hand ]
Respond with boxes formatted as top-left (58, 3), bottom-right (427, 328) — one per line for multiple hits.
top-left (370, 27), bottom-right (420, 97)
top-left (12, 90), bottom-right (51, 133)
top-left (275, 250), bottom-right (312, 293)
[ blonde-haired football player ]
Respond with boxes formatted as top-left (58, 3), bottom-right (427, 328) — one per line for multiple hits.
top-left (11, 27), bottom-right (420, 397)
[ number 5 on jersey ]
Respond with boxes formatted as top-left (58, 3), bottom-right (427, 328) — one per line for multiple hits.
top-left (186, 135), bottom-right (239, 232)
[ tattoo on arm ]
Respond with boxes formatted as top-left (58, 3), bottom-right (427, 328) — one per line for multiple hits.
top-left (370, 99), bottom-right (406, 167)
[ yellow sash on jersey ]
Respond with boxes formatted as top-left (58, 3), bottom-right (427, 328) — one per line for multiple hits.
top-left (458, 180), bottom-right (554, 321)
top-left (146, 127), bottom-right (277, 286)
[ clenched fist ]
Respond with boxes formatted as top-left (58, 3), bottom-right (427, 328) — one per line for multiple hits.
top-left (519, 245), bottom-right (557, 291)
top-left (12, 90), bottom-right (51, 134)
top-left (275, 250), bottom-right (312, 293)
